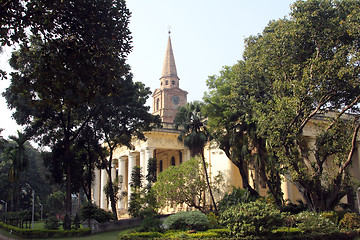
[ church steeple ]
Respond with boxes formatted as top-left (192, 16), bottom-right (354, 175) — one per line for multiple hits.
top-left (160, 31), bottom-right (179, 89)
top-left (152, 31), bottom-right (187, 123)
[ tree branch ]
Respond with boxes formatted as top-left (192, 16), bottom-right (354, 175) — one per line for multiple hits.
top-left (326, 95), bottom-right (360, 131)
top-left (339, 118), bottom-right (360, 175)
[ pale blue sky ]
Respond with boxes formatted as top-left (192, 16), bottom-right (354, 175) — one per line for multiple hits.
top-left (1, 0), bottom-right (295, 138)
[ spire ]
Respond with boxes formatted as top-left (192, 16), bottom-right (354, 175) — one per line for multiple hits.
top-left (160, 31), bottom-right (179, 85)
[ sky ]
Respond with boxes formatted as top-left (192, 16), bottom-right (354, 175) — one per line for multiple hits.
top-left (0, 0), bottom-right (295, 139)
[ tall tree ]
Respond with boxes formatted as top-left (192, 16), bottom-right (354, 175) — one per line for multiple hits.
top-left (93, 81), bottom-right (160, 219)
top-left (174, 101), bottom-right (218, 212)
top-left (203, 62), bottom-right (284, 205)
top-left (5, 131), bottom-right (29, 211)
top-left (243, 0), bottom-right (360, 211)
top-left (2, 0), bottom-right (133, 223)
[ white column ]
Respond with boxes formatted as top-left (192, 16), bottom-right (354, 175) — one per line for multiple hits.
top-left (127, 152), bottom-right (137, 202)
top-left (119, 156), bottom-right (126, 210)
top-left (140, 150), bottom-right (145, 178)
top-left (93, 169), bottom-right (101, 206)
top-left (100, 169), bottom-right (107, 209)
top-left (144, 147), bottom-right (155, 178)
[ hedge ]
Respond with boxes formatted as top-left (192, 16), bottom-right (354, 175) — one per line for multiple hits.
top-left (0, 222), bottom-right (91, 238)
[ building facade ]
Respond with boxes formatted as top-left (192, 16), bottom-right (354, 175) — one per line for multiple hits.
top-left (92, 33), bottom-right (360, 216)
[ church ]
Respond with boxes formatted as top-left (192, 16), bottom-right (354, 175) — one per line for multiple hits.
top-left (92, 33), bottom-right (360, 216)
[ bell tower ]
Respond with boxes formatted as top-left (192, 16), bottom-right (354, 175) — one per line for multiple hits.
top-left (152, 31), bottom-right (188, 123)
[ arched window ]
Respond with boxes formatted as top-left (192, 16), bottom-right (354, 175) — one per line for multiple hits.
top-left (172, 80), bottom-right (175, 85)
top-left (171, 156), bottom-right (176, 166)
top-left (165, 80), bottom-right (168, 85)
top-left (159, 160), bottom-right (163, 172)
top-left (156, 98), bottom-right (160, 110)
top-left (179, 151), bottom-right (182, 164)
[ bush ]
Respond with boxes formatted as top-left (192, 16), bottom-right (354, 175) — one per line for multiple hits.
top-left (80, 201), bottom-right (114, 223)
top-left (44, 216), bottom-right (60, 230)
top-left (139, 216), bottom-right (163, 232)
top-left (339, 212), bottom-right (360, 230)
top-left (0, 222), bottom-right (90, 238)
top-left (206, 212), bottom-right (219, 228)
top-left (272, 227), bottom-right (303, 236)
top-left (119, 231), bottom-right (162, 239)
top-left (218, 187), bottom-right (258, 212)
top-left (163, 211), bottom-right (211, 231)
top-left (295, 211), bottom-right (338, 234)
top-left (219, 200), bottom-right (284, 237)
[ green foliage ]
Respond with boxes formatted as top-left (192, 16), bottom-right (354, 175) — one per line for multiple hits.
top-left (218, 187), bottom-right (258, 212)
top-left (280, 200), bottom-right (308, 214)
top-left (204, 0), bottom-right (360, 212)
top-left (295, 211), bottom-right (338, 233)
top-left (174, 101), bottom-right (218, 212)
top-left (119, 231), bottom-right (163, 239)
top-left (0, 221), bottom-right (90, 238)
top-left (206, 212), bottom-right (219, 228)
top-left (271, 227), bottom-right (303, 236)
top-left (154, 157), bottom-right (217, 212)
top-left (44, 216), bottom-right (60, 230)
top-left (128, 159), bottom-right (160, 218)
top-left (79, 201), bottom-right (113, 223)
top-left (220, 200), bottom-right (284, 237)
top-left (339, 212), bottom-right (360, 230)
top-left (163, 211), bottom-right (211, 231)
top-left (139, 216), bottom-right (163, 232)
top-left (46, 191), bottom-right (65, 216)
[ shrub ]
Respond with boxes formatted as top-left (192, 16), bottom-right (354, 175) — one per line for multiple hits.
top-left (280, 200), bottom-right (308, 214)
top-left (218, 187), bottom-right (258, 212)
top-left (0, 222), bottom-right (90, 238)
top-left (295, 211), bottom-right (338, 233)
top-left (163, 211), bottom-right (210, 231)
top-left (339, 212), bottom-right (360, 230)
top-left (219, 200), bottom-right (284, 237)
top-left (80, 201), bottom-right (114, 223)
top-left (206, 212), bottom-right (219, 228)
top-left (272, 227), bottom-right (303, 236)
top-left (139, 216), bottom-right (163, 232)
top-left (119, 231), bottom-right (162, 239)
top-left (44, 216), bottom-right (60, 230)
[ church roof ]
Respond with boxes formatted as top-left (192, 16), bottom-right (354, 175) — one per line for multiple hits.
top-left (161, 34), bottom-right (178, 79)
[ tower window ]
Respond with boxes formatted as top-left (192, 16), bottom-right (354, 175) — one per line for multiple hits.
top-left (165, 80), bottom-right (168, 85)
top-left (172, 80), bottom-right (175, 85)
top-left (159, 160), bottom-right (163, 172)
top-left (179, 151), bottom-right (182, 164)
top-left (156, 98), bottom-right (160, 110)
top-left (171, 156), bottom-right (176, 166)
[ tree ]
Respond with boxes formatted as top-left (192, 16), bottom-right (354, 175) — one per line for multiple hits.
top-left (153, 157), bottom-right (224, 212)
top-left (93, 81), bottom-right (160, 219)
top-left (174, 101), bottom-right (218, 212)
top-left (203, 62), bottom-right (284, 206)
top-left (242, 0), bottom-right (360, 211)
top-left (4, 131), bottom-right (29, 211)
top-left (2, 0), bottom-right (134, 223)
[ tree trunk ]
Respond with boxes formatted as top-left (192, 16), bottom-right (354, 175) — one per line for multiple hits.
top-left (107, 166), bottom-right (118, 220)
top-left (64, 140), bottom-right (72, 229)
top-left (201, 153), bottom-right (218, 212)
top-left (235, 160), bottom-right (259, 197)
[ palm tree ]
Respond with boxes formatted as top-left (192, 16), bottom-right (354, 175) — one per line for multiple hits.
top-left (174, 101), bottom-right (218, 212)
top-left (5, 130), bottom-right (29, 210)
